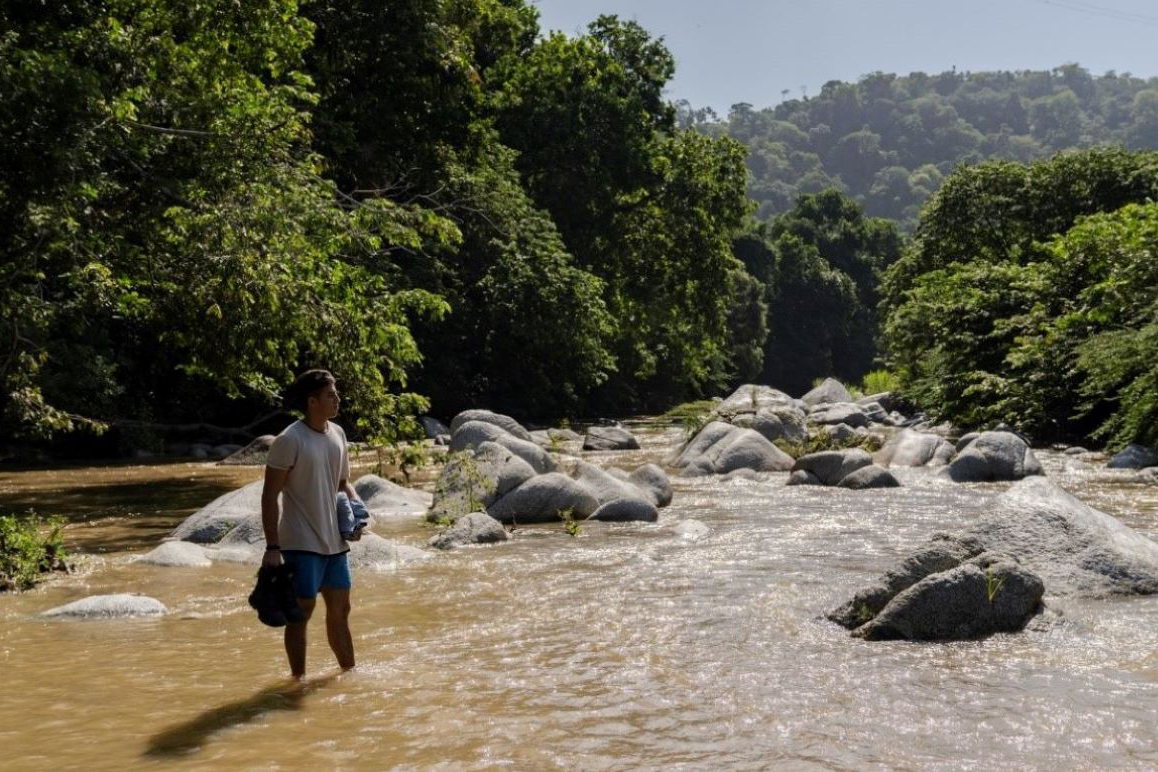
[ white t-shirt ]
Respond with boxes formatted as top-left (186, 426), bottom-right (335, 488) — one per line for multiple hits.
top-left (266, 420), bottom-right (351, 555)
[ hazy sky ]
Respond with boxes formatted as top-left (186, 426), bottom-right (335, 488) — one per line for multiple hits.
top-left (531, 0), bottom-right (1158, 113)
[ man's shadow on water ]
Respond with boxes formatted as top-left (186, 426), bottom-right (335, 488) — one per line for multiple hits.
top-left (144, 674), bottom-right (339, 758)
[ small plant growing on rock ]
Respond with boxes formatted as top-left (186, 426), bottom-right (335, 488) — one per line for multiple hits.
top-left (432, 451), bottom-right (496, 523)
top-left (0, 513), bottom-right (69, 592)
top-left (558, 508), bottom-right (581, 537)
top-left (985, 568), bottom-right (1006, 603)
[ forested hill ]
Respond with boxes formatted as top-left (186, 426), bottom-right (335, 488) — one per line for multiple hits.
top-left (689, 66), bottom-right (1158, 228)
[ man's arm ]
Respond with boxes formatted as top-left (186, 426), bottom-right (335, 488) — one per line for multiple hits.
top-left (261, 466), bottom-right (290, 566)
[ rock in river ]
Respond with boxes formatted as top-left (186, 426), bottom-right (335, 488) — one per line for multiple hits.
top-left (672, 421), bottom-right (794, 477)
top-left (943, 431), bottom-right (1042, 482)
top-left (41, 594), bottom-right (167, 619)
top-left (428, 512), bottom-right (510, 550)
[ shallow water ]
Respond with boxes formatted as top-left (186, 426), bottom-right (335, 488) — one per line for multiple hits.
top-left (4, 430), bottom-right (1158, 769)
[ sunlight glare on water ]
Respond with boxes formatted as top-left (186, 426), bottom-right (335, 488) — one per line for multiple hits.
top-left (4, 432), bottom-right (1158, 769)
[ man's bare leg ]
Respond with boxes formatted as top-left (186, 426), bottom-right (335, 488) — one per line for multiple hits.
top-left (285, 597), bottom-right (316, 679)
top-left (320, 587), bottom-right (355, 670)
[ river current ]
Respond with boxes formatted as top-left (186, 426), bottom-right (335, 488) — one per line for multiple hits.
top-left (4, 425), bottom-right (1158, 770)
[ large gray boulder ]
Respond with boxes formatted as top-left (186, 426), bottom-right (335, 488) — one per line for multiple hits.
top-left (851, 553), bottom-right (1044, 641)
top-left (573, 461), bottom-right (648, 506)
top-left (856, 392), bottom-right (897, 413)
top-left (136, 541), bottom-right (212, 567)
top-left (808, 402), bottom-right (870, 428)
top-left (487, 473), bottom-right (600, 524)
top-left (589, 498), bottom-right (659, 522)
top-left (672, 421), bottom-right (794, 477)
top-left (491, 434), bottom-right (557, 474)
top-left (944, 431), bottom-right (1042, 482)
top-left (875, 429), bottom-right (956, 468)
top-left (448, 409), bottom-right (532, 441)
top-left (448, 420), bottom-right (510, 453)
top-left (838, 464), bottom-right (901, 490)
top-left (430, 442), bottom-right (536, 521)
top-left (801, 378), bottom-right (853, 408)
top-left (428, 512), bottom-right (510, 550)
top-left (1107, 443), bottom-right (1158, 470)
top-left (582, 425), bottom-right (640, 451)
top-left (717, 384), bottom-right (797, 414)
top-left (791, 449), bottom-right (873, 486)
top-left (731, 407), bottom-right (808, 444)
top-left (628, 464), bottom-right (673, 507)
top-left (419, 416), bottom-right (451, 439)
top-left (170, 480), bottom-right (263, 543)
top-left (353, 474), bottom-right (433, 519)
top-left (831, 479), bottom-right (1158, 636)
top-left (41, 594), bottom-right (167, 619)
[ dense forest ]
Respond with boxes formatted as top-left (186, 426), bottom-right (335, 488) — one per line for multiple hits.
top-left (693, 65), bottom-right (1158, 228)
top-left (3, 2), bottom-right (1158, 455)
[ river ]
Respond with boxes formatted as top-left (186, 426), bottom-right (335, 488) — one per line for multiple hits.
top-left (3, 425), bottom-right (1158, 769)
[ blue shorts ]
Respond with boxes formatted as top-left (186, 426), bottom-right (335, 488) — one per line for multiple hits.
top-left (281, 550), bottom-right (352, 599)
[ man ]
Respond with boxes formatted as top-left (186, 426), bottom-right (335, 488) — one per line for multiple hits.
top-left (261, 369), bottom-right (364, 678)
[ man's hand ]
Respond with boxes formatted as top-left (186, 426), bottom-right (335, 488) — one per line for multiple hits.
top-left (262, 549), bottom-right (284, 568)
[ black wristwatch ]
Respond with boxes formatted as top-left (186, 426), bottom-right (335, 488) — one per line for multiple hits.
top-left (266, 544), bottom-right (280, 551)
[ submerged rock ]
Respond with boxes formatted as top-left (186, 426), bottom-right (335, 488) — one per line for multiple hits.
top-left (1107, 443), bottom-right (1158, 470)
top-left (41, 594), bottom-right (167, 619)
top-left (672, 519), bottom-right (710, 540)
top-left (944, 431), bottom-right (1042, 482)
top-left (428, 512), bottom-right (510, 550)
top-left (582, 425), bottom-right (640, 451)
top-left (791, 449), bottom-right (873, 486)
top-left (589, 498), bottom-right (658, 522)
top-left (830, 478), bottom-right (1158, 640)
top-left (838, 465), bottom-right (900, 490)
top-left (136, 541), bottom-right (212, 567)
top-left (171, 480), bottom-right (263, 543)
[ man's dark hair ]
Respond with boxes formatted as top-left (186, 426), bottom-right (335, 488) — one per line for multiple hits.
top-left (284, 369), bottom-right (336, 413)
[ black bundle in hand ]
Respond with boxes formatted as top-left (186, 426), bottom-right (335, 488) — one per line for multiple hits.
top-left (247, 564), bottom-right (306, 627)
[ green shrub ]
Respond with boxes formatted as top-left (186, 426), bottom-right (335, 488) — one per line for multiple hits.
top-left (861, 369), bottom-right (901, 395)
top-left (0, 513), bottom-right (69, 592)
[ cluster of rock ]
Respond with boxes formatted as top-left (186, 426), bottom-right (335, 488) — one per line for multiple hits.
top-left (828, 478), bottom-right (1158, 640)
top-left (429, 410), bottom-right (670, 548)
top-left (788, 449), bottom-right (899, 489)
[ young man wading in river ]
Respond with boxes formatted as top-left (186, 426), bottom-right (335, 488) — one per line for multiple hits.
top-left (262, 370), bottom-right (363, 679)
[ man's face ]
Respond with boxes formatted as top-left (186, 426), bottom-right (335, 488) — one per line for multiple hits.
top-left (310, 383), bottom-right (340, 419)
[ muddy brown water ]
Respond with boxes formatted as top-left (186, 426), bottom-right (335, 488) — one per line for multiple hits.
top-left (4, 427), bottom-right (1158, 769)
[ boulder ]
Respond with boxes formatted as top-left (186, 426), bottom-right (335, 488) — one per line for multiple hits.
top-left (857, 392), bottom-right (897, 413)
top-left (171, 480), bottom-right (263, 543)
top-left (492, 434), bottom-right (557, 474)
top-left (875, 429), bottom-right (956, 468)
top-left (136, 541), bottom-right (212, 567)
top-left (627, 464), bottom-right (673, 507)
top-left (583, 425), bottom-right (640, 451)
top-left (220, 435), bottom-right (275, 466)
top-left (419, 416), bottom-right (451, 439)
top-left (347, 533), bottom-right (430, 569)
top-left (801, 378), bottom-right (853, 408)
top-left (944, 431), bottom-right (1042, 482)
top-left (731, 408), bottom-right (807, 443)
top-left (672, 421), bottom-right (795, 477)
top-left (838, 464), bottom-right (901, 490)
top-left (717, 384), bottom-right (797, 414)
top-left (572, 461), bottom-right (648, 506)
top-left (787, 470), bottom-right (821, 486)
top-left (429, 442), bottom-right (536, 521)
top-left (210, 444), bottom-right (242, 460)
top-left (487, 473), bottom-right (600, 524)
top-left (808, 402), bottom-right (869, 428)
top-left (1063, 446), bottom-right (1089, 456)
top-left (858, 401), bottom-right (888, 425)
top-left (791, 449), bottom-right (873, 486)
top-left (428, 512), bottom-right (510, 550)
top-left (822, 423), bottom-right (858, 445)
top-left (1107, 443), bottom-right (1158, 470)
top-left (831, 478), bottom-right (1158, 635)
top-left (41, 594), bottom-right (167, 619)
top-left (448, 420), bottom-right (510, 453)
top-left (955, 432), bottom-right (980, 452)
top-left (353, 474), bottom-right (432, 519)
top-left (589, 498), bottom-right (659, 522)
top-left (672, 519), bottom-right (710, 540)
top-left (448, 409), bottom-right (533, 441)
top-left (852, 553), bottom-right (1044, 641)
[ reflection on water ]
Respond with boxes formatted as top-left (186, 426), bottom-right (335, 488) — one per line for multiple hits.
top-left (3, 430), bottom-right (1158, 769)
